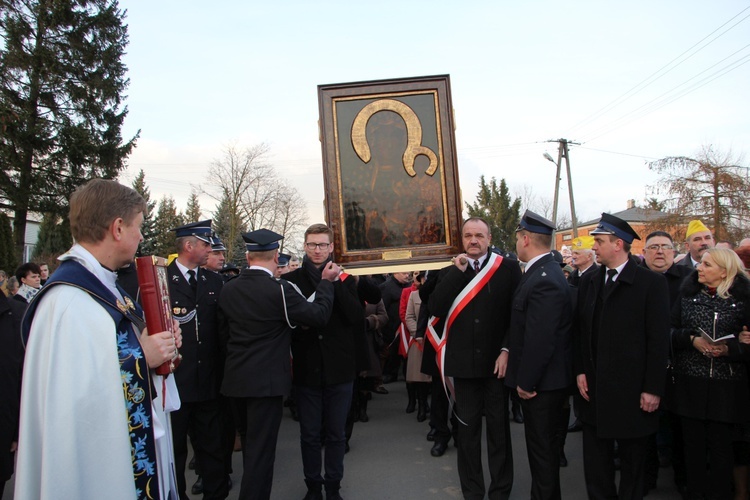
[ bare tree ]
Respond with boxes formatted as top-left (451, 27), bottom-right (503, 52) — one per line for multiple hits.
top-left (514, 184), bottom-right (568, 229)
top-left (203, 142), bottom-right (308, 253)
top-left (649, 145), bottom-right (750, 242)
top-left (203, 143), bottom-right (271, 256)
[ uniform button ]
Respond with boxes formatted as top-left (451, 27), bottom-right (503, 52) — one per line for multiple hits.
top-left (198, 360), bottom-right (201, 364)
top-left (198, 341), bottom-right (202, 345)
top-left (475, 349), bottom-right (481, 353)
top-left (474, 319), bottom-right (480, 324)
top-left (318, 335), bottom-right (323, 340)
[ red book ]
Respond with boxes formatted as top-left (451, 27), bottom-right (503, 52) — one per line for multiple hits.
top-left (135, 256), bottom-right (181, 375)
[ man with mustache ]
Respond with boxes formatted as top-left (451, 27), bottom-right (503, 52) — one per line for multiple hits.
top-left (429, 217), bottom-right (522, 500)
top-left (678, 220), bottom-right (714, 269)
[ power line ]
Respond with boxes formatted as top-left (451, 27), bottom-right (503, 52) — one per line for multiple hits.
top-left (581, 51), bottom-right (750, 143)
top-left (566, 6), bottom-right (750, 139)
top-left (576, 146), bottom-right (658, 160)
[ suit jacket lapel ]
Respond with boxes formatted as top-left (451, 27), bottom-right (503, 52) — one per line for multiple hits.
top-left (168, 262), bottom-right (193, 298)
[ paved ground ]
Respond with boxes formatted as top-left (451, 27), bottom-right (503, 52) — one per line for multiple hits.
top-left (4, 381), bottom-right (684, 499)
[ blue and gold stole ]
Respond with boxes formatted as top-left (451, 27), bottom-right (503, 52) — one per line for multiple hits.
top-left (23, 259), bottom-right (161, 500)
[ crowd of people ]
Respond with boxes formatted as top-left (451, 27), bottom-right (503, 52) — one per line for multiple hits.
top-left (2, 177), bottom-right (750, 500)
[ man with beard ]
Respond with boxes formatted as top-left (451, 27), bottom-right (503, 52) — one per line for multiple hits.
top-left (283, 223), bottom-right (364, 500)
top-left (677, 220), bottom-right (714, 269)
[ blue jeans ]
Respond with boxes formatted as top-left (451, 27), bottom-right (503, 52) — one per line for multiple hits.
top-left (295, 382), bottom-right (354, 482)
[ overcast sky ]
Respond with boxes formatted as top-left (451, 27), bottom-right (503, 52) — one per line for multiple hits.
top-left (118, 1), bottom-right (750, 229)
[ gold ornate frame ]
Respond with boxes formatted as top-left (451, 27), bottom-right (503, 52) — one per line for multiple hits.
top-left (318, 75), bottom-right (462, 273)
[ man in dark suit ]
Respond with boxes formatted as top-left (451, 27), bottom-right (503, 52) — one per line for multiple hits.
top-left (167, 220), bottom-right (228, 499)
top-left (640, 230), bottom-right (694, 494)
top-left (219, 229), bottom-right (339, 500)
top-left (567, 235), bottom-right (598, 287)
top-left (565, 235), bottom-right (599, 435)
top-left (283, 223), bottom-right (364, 500)
top-left (429, 217), bottom-right (522, 500)
top-left (677, 219), bottom-right (714, 269)
top-left (574, 213), bottom-right (670, 499)
top-left (505, 211), bottom-right (572, 500)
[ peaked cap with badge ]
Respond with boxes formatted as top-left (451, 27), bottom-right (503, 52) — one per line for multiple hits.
top-left (590, 213), bottom-right (641, 244)
top-left (171, 220), bottom-right (216, 244)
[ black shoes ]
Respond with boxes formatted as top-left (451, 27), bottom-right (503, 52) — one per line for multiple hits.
top-left (373, 385), bottom-right (389, 395)
top-left (430, 441), bottom-right (448, 457)
top-left (511, 405), bottom-right (524, 424)
top-left (426, 428), bottom-right (437, 441)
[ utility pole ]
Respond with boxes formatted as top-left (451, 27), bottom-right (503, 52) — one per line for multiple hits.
top-left (543, 138), bottom-right (580, 248)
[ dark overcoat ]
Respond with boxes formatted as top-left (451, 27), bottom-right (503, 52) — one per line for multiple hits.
top-left (505, 253), bottom-right (573, 392)
top-left (219, 268), bottom-right (334, 398)
top-left (428, 255), bottom-right (521, 379)
top-left (284, 264), bottom-right (364, 388)
top-left (0, 293), bottom-right (26, 481)
top-left (573, 255), bottom-right (670, 439)
top-left (167, 261), bottom-right (224, 402)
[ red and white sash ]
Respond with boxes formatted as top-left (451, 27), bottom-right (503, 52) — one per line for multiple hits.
top-left (427, 252), bottom-right (504, 409)
top-left (397, 323), bottom-right (412, 358)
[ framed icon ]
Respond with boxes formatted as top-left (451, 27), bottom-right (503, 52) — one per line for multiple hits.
top-left (318, 75), bottom-right (462, 273)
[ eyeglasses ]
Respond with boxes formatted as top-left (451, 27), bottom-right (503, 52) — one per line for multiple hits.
top-left (305, 242), bottom-right (331, 250)
top-left (645, 244), bottom-right (674, 252)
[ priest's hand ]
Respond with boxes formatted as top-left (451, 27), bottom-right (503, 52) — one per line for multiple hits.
top-left (141, 327), bottom-right (181, 368)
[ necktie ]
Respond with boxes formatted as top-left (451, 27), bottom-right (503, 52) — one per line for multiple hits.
top-left (605, 268), bottom-right (618, 292)
top-left (474, 260), bottom-right (481, 273)
top-left (187, 269), bottom-right (197, 293)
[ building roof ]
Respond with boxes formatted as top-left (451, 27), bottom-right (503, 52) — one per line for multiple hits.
top-left (565, 206), bottom-right (671, 231)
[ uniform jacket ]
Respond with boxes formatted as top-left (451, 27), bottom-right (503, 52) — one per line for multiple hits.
top-left (428, 254), bottom-right (522, 379)
top-left (218, 268), bottom-right (334, 398)
top-left (284, 259), bottom-right (365, 388)
top-left (573, 255), bottom-right (671, 439)
top-left (167, 261), bottom-right (224, 403)
top-left (505, 253), bottom-right (573, 393)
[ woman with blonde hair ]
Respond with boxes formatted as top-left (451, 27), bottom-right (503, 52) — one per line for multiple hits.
top-left (669, 248), bottom-right (750, 499)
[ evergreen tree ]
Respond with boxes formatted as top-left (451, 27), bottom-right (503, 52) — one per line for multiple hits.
top-left (0, 0), bottom-right (138, 262)
top-left (152, 196), bottom-right (183, 257)
top-left (184, 191), bottom-right (202, 223)
top-left (465, 176), bottom-right (522, 253)
top-left (32, 212), bottom-right (71, 260)
top-left (212, 190), bottom-right (246, 264)
top-left (131, 170), bottom-right (157, 256)
top-left (0, 213), bottom-right (17, 272)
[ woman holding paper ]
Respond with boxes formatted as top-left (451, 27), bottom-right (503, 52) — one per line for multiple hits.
top-left (669, 247), bottom-right (750, 499)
